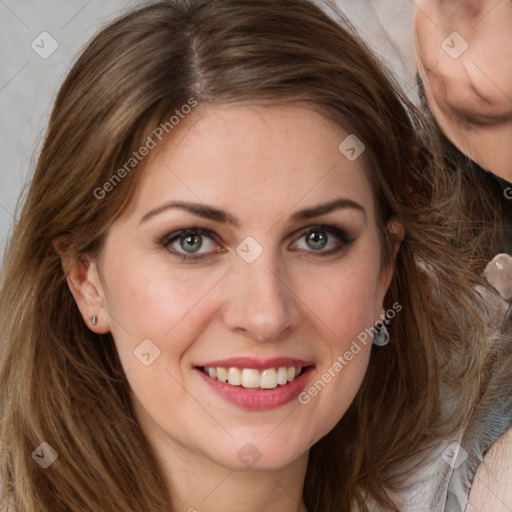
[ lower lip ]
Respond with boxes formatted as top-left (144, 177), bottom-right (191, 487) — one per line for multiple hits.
top-left (196, 367), bottom-right (315, 411)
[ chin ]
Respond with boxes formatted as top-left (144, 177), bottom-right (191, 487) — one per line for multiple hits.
top-left (203, 434), bottom-right (311, 472)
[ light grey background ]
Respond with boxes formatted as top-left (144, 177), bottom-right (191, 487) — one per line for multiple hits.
top-left (0, 0), bottom-right (415, 256)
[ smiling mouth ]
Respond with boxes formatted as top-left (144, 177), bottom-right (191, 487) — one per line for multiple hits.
top-left (198, 365), bottom-right (308, 390)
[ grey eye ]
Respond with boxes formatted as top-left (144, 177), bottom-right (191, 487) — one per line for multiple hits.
top-left (179, 234), bottom-right (203, 253)
top-left (305, 231), bottom-right (328, 250)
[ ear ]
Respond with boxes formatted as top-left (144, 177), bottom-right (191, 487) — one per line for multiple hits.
top-left (53, 236), bottom-right (110, 334)
top-left (375, 216), bottom-right (404, 318)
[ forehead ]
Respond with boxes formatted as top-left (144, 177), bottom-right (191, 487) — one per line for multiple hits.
top-left (122, 103), bottom-right (375, 223)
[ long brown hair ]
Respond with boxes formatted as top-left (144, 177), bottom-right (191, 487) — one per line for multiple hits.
top-left (0, 1), bottom-right (503, 510)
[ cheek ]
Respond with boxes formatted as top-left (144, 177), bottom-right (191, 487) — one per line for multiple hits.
top-left (101, 262), bottom-right (221, 421)
top-left (99, 246), bottom-right (207, 362)
top-left (324, 273), bottom-right (378, 327)
top-left (102, 234), bottom-right (214, 322)
top-left (289, 243), bottom-right (381, 412)
top-left (302, 248), bottom-right (382, 345)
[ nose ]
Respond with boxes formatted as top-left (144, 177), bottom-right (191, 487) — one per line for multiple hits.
top-left (220, 252), bottom-right (301, 342)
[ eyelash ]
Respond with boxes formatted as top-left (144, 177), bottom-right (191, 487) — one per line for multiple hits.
top-left (159, 224), bottom-right (355, 262)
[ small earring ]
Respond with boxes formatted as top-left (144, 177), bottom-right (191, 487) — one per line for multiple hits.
top-left (90, 316), bottom-right (97, 326)
top-left (372, 322), bottom-right (390, 346)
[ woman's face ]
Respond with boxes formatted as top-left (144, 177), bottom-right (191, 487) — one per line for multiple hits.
top-left (83, 104), bottom-right (396, 471)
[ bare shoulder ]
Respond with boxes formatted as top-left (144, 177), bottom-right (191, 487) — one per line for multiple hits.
top-left (467, 427), bottom-right (512, 511)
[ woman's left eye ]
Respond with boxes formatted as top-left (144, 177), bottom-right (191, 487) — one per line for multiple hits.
top-left (290, 225), bottom-right (353, 254)
top-left (159, 224), bottom-right (353, 261)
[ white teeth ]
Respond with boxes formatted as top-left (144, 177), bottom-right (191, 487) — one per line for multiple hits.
top-left (228, 367), bottom-right (242, 386)
top-left (202, 365), bottom-right (305, 389)
top-left (260, 368), bottom-right (277, 389)
top-left (276, 367), bottom-right (288, 385)
top-left (217, 367), bottom-right (228, 382)
top-left (241, 368), bottom-right (260, 388)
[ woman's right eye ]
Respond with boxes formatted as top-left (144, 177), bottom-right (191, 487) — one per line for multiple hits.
top-left (160, 228), bottom-right (223, 261)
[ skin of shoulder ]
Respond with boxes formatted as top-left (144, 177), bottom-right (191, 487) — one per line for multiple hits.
top-left (467, 427), bottom-right (512, 511)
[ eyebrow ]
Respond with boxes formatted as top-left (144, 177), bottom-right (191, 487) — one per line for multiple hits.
top-left (139, 197), bottom-right (365, 226)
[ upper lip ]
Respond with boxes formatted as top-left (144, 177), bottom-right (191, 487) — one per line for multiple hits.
top-left (196, 357), bottom-right (315, 370)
